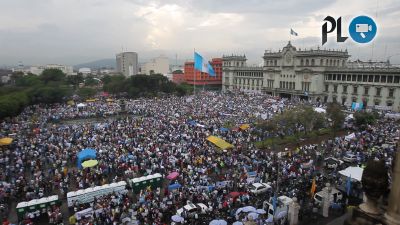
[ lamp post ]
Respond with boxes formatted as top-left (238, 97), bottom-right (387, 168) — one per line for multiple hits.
top-left (322, 183), bottom-right (332, 218)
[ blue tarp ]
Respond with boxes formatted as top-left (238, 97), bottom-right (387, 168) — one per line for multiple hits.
top-left (188, 120), bottom-right (197, 126)
top-left (168, 183), bottom-right (182, 191)
top-left (219, 127), bottom-right (229, 132)
top-left (77, 148), bottom-right (97, 169)
top-left (247, 171), bottom-right (257, 177)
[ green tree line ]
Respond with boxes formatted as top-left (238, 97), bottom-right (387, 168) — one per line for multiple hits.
top-left (0, 70), bottom-right (191, 119)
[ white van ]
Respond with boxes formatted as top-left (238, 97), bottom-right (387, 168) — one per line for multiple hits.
top-left (263, 195), bottom-right (293, 219)
top-left (314, 187), bottom-right (343, 205)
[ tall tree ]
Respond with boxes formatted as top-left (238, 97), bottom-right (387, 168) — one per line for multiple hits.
top-left (326, 102), bottom-right (345, 136)
top-left (40, 69), bottom-right (66, 84)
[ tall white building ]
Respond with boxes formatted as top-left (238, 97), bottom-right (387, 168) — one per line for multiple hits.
top-left (223, 42), bottom-right (400, 111)
top-left (141, 56), bottom-right (169, 75)
top-left (116, 52), bottom-right (139, 77)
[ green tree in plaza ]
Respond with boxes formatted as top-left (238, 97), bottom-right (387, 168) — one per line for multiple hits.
top-left (354, 111), bottom-right (379, 128)
top-left (296, 105), bottom-right (325, 134)
top-left (84, 75), bottom-right (99, 86)
top-left (326, 102), bottom-right (345, 136)
top-left (40, 68), bottom-right (66, 84)
top-left (66, 73), bottom-right (84, 89)
top-left (77, 87), bottom-right (97, 99)
top-left (15, 74), bottom-right (42, 87)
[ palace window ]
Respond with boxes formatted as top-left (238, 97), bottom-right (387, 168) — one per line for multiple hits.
top-left (343, 85), bottom-right (347, 94)
top-left (395, 76), bottom-right (400, 83)
top-left (368, 75), bottom-right (373, 82)
top-left (325, 85), bottom-right (329, 92)
top-left (374, 75), bottom-right (380, 82)
top-left (353, 86), bottom-right (358, 94)
top-left (388, 76), bottom-right (393, 83)
top-left (381, 76), bottom-right (386, 83)
top-left (389, 88), bottom-right (394, 98)
top-left (364, 87), bottom-right (369, 95)
top-left (376, 87), bottom-right (381, 96)
top-left (333, 85), bottom-right (338, 93)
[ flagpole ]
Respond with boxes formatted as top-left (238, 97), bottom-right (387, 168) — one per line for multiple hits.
top-left (193, 48), bottom-right (196, 97)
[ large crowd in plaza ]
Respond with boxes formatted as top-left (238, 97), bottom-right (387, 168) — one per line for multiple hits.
top-left (0, 91), bottom-right (398, 225)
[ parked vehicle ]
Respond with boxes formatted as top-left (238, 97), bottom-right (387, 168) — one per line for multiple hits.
top-left (314, 187), bottom-right (343, 205)
top-left (343, 153), bottom-right (357, 163)
top-left (249, 183), bottom-right (272, 195)
top-left (176, 203), bottom-right (210, 217)
top-left (263, 195), bottom-right (293, 220)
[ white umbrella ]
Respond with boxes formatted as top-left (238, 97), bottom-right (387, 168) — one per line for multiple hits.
top-left (171, 215), bottom-right (184, 223)
top-left (248, 212), bottom-right (259, 219)
top-left (235, 207), bottom-right (243, 215)
top-left (209, 219), bottom-right (227, 225)
top-left (276, 210), bottom-right (287, 219)
top-left (232, 222), bottom-right (243, 225)
top-left (242, 206), bottom-right (257, 213)
top-left (77, 103), bottom-right (86, 108)
top-left (256, 209), bottom-right (266, 214)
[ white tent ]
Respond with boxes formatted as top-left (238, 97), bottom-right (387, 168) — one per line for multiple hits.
top-left (345, 133), bottom-right (356, 141)
top-left (313, 107), bottom-right (326, 113)
top-left (339, 166), bottom-right (364, 182)
top-left (346, 114), bottom-right (354, 120)
top-left (77, 103), bottom-right (87, 108)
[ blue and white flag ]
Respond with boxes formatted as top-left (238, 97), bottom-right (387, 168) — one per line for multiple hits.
top-left (351, 102), bottom-right (363, 111)
top-left (272, 193), bottom-right (277, 212)
top-left (194, 52), bottom-right (216, 76)
top-left (290, 28), bottom-right (298, 36)
top-left (346, 175), bottom-right (352, 196)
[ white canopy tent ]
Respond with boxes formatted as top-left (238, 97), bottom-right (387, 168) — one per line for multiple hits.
top-left (313, 107), bottom-right (326, 113)
top-left (77, 103), bottom-right (87, 108)
top-left (339, 166), bottom-right (364, 182)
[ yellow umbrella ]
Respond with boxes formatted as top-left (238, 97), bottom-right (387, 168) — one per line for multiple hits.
top-left (0, 137), bottom-right (13, 146)
top-left (82, 160), bottom-right (98, 168)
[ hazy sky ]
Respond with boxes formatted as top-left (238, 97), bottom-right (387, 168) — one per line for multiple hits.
top-left (0, 0), bottom-right (399, 66)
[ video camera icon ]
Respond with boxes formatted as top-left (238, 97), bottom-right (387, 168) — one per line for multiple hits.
top-left (355, 24), bottom-right (372, 38)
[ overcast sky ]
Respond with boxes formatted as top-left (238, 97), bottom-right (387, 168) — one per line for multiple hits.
top-left (0, 0), bottom-right (399, 67)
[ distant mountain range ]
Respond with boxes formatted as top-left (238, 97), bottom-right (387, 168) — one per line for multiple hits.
top-left (74, 58), bottom-right (116, 70)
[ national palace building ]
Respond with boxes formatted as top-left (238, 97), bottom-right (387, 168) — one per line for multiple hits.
top-left (222, 42), bottom-right (400, 111)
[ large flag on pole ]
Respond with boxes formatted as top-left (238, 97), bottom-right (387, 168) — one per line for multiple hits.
top-left (194, 52), bottom-right (216, 76)
top-left (290, 28), bottom-right (298, 36)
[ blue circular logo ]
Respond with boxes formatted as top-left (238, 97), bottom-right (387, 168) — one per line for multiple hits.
top-left (348, 15), bottom-right (377, 43)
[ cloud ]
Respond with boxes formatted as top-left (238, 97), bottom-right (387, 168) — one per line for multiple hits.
top-left (0, 0), bottom-right (399, 66)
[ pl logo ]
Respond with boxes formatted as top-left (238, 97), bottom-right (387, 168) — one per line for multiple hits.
top-left (322, 15), bottom-right (377, 45)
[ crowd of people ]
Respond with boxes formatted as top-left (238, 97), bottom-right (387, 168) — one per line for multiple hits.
top-left (0, 91), bottom-right (398, 225)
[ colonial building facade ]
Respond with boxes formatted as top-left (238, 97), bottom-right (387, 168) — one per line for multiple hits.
top-left (222, 42), bottom-right (400, 111)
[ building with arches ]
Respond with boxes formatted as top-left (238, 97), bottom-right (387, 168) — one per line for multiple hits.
top-left (222, 42), bottom-right (400, 111)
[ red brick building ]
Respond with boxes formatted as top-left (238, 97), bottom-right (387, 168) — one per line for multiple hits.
top-left (172, 70), bottom-right (185, 84)
top-left (184, 58), bottom-right (222, 86)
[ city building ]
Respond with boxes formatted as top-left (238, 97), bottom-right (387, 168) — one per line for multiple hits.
top-left (172, 70), bottom-right (185, 84)
top-left (78, 68), bottom-right (91, 75)
top-left (116, 52), bottom-right (138, 77)
top-left (222, 42), bottom-right (400, 111)
top-left (184, 58), bottom-right (222, 86)
top-left (141, 56), bottom-right (169, 75)
top-left (29, 64), bottom-right (74, 75)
